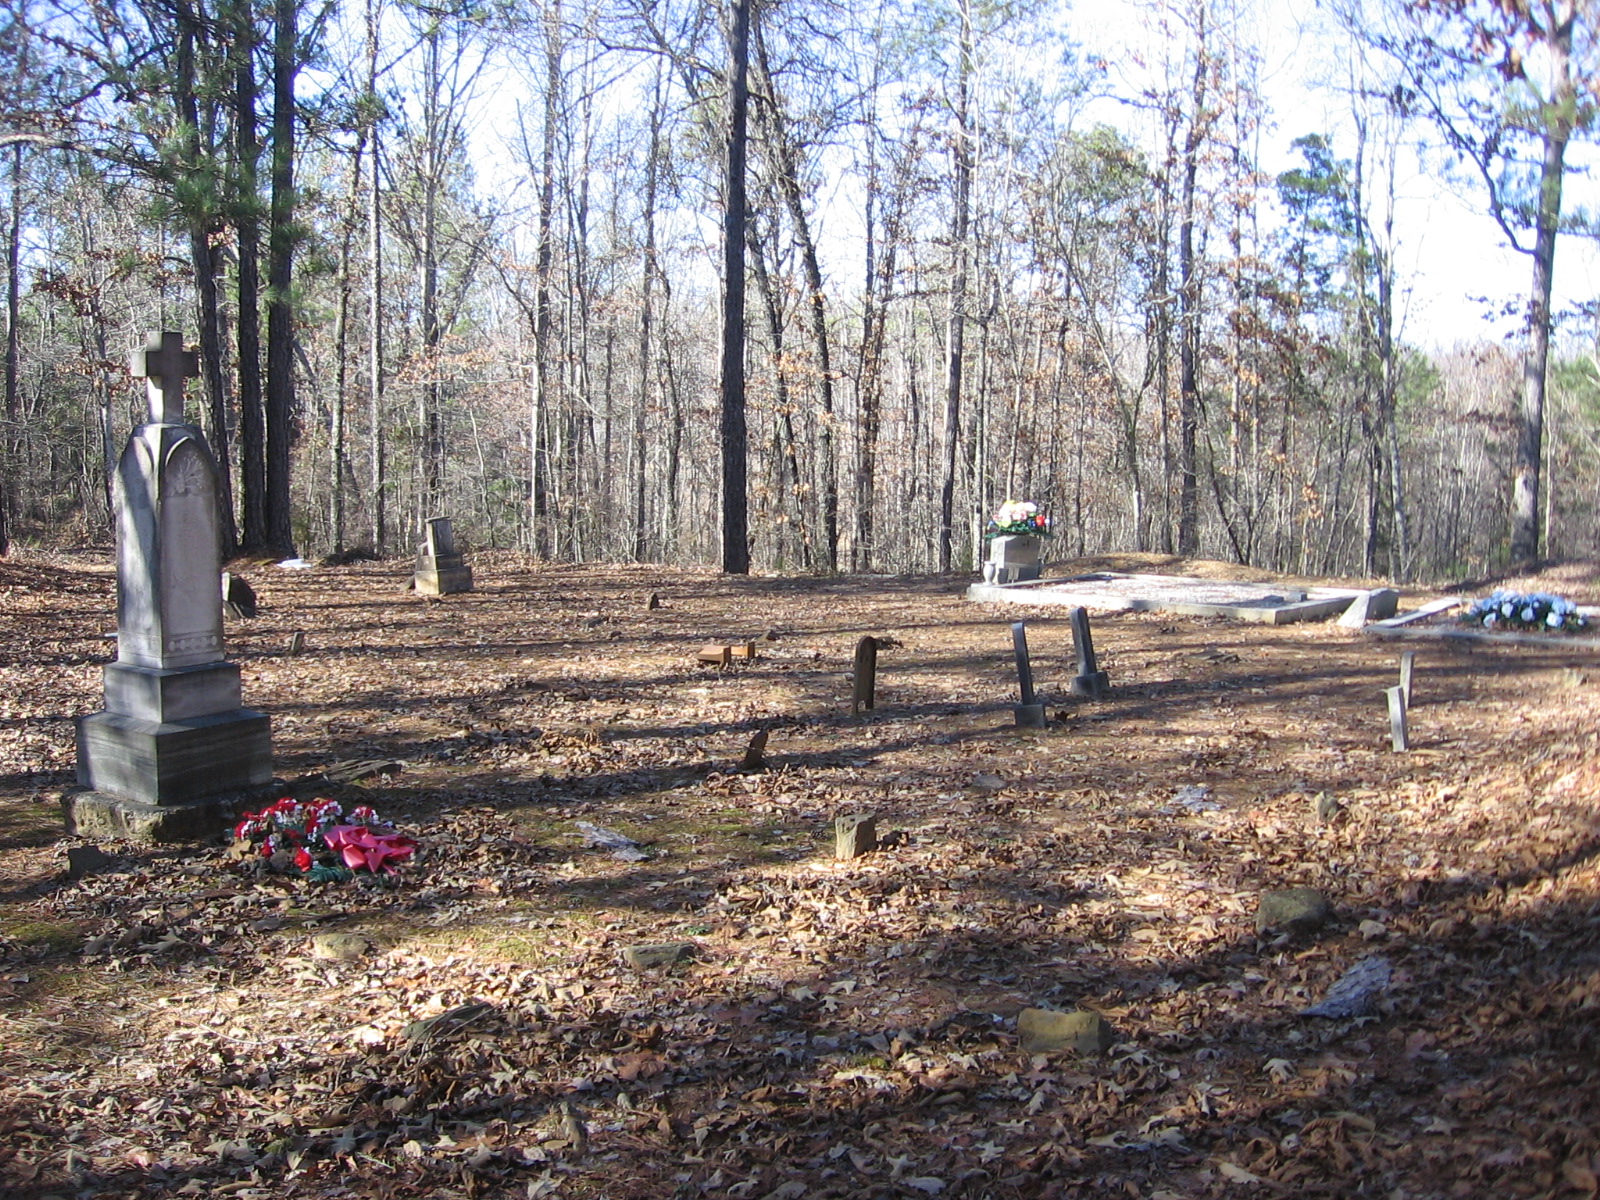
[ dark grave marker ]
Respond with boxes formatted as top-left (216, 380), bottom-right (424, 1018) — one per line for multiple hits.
top-left (742, 728), bottom-right (769, 770)
top-left (852, 635), bottom-right (878, 715)
top-left (1068, 606), bottom-right (1110, 698)
top-left (1011, 621), bottom-right (1047, 727)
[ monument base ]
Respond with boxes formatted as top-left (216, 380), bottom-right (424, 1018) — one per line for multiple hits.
top-left (414, 564), bottom-right (474, 595)
top-left (1013, 703), bottom-right (1048, 728)
top-left (104, 660), bottom-right (243, 722)
top-left (1069, 671), bottom-right (1110, 699)
top-left (62, 784), bottom-right (277, 843)
top-left (76, 707), bottom-right (273, 809)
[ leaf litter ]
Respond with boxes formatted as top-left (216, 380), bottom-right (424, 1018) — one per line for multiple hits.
top-left (1, 551), bottom-right (1600, 1197)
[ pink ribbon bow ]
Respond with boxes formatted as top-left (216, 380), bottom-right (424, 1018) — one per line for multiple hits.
top-left (323, 825), bottom-right (417, 874)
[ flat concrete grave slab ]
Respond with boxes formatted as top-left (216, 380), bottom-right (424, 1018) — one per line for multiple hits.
top-left (966, 572), bottom-right (1371, 625)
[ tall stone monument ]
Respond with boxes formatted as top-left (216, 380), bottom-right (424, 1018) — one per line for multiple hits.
top-left (68, 332), bottom-right (273, 841)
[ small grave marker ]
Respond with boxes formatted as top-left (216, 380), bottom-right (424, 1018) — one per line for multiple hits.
top-left (835, 813), bottom-right (877, 859)
top-left (697, 644), bottom-right (732, 666)
top-left (1011, 621), bottom-right (1047, 727)
top-left (741, 728), bottom-right (768, 770)
top-left (645, 592), bottom-right (660, 610)
top-left (1399, 651), bottom-right (1416, 707)
top-left (287, 630), bottom-right (306, 655)
top-left (1067, 606), bottom-right (1110, 698)
top-left (852, 635), bottom-right (878, 715)
top-left (1385, 685), bottom-right (1409, 751)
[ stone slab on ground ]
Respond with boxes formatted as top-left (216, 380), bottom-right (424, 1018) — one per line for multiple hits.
top-left (967, 572), bottom-right (1370, 624)
top-left (1017, 1008), bottom-right (1116, 1055)
top-left (623, 942), bottom-right (697, 970)
top-left (1256, 887), bottom-right (1331, 935)
top-left (1364, 622), bottom-right (1600, 652)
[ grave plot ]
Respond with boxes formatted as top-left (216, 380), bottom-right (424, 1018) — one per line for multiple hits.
top-left (2, 552), bottom-right (1600, 1200)
top-left (1368, 595), bottom-right (1600, 651)
top-left (967, 569), bottom-right (1383, 624)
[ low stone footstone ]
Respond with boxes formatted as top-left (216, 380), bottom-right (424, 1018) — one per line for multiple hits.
top-left (623, 942), bottom-right (696, 970)
top-left (645, 592), bottom-right (660, 610)
top-left (1256, 887), bottom-right (1331, 936)
top-left (1314, 792), bottom-right (1342, 823)
top-left (835, 813), bottom-right (877, 859)
top-left (312, 931), bottom-right (371, 962)
top-left (413, 516), bottom-right (473, 595)
top-left (1017, 1008), bottom-right (1116, 1055)
top-left (697, 644), bottom-right (732, 666)
top-left (66, 845), bottom-right (113, 879)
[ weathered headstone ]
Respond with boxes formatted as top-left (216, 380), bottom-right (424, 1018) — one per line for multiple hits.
top-left (70, 332), bottom-right (273, 842)
top-left (413, 516), bottom-right (473, 595)
top-left (221, 572), bottom-right (257, 619)
top-left (1011, 621), bottom-right (1047, 727)
top-left (1399, 651), bottom-right (1416, 708)
top-left (835, 813), bottom-right (877, 859)
top-left (1385, 685), bottom-right (1409, 751)
top-left (852, 635), bottom-right (878, 715)
top-left (982, 534), bottom-right (1043, 585)
top-left (1067, 606), bottom-right (1110, 698)
top-left (1338, 587), bottom-right (1401, 629)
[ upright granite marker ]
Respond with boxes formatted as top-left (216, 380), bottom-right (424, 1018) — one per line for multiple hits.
top-left (69, 332), bottom-right (273, 841)
top-left (413, 516), bottom-right (473, 595)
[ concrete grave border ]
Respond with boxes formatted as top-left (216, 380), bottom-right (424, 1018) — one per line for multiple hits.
top-left (966, 571), bottom-right (1384, 625)
top-left (1365, 599), bottom-right (1600, 652)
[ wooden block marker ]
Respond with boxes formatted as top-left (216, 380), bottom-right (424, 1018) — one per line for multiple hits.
top-left (852, 635), bottom-right (878, 715)
top-left (835, 814), bottom-right (877, 859)
top-left (1011, 621), bottom-right (1047, 727)
top-left (730, 642), bottom-right (758, 660)
top-left (742, 728), bottom-right (768, 770)
top-left (697, 645), bottom-right (732, 666)
top-left (1385, 685), bottom-right (1409, 751)
top-left (1399, 651), bottom-right (1416, 708)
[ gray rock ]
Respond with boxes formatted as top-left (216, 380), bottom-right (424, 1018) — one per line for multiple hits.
top-left (1017, 1008), bottom-right (1116, 1055)
top-left (1302, 956), bottom-right (1391, 1018)
top-left (311, 931), bottom-right (371, 961)
top-left (622, 942), bottom-right (697, 970)
top-left (1256, 887), bottom-right (1331, 936)
top-left (1314, 792), bottom-right (1342, 822)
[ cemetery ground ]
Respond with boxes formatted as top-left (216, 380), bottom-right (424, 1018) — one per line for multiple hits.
top-left (2, 553), bottom-right (1600, 1200)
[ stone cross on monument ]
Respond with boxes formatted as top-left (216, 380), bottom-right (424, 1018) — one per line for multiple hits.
top-left (131, 330), bottom-right (200, 425)
top-left (70, 331), bottom-right (273, 842)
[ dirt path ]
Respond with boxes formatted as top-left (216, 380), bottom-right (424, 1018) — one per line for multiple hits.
top-left (2, 551), bottom-right (1598, 1199)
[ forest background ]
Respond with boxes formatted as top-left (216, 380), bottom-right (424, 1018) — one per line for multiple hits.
top-left (2, 0), bottom-right (1599, 582)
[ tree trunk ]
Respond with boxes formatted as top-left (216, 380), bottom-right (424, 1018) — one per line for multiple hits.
top-left (1176, 11), bottom-right (1207, 558)
top-left (264, 0), bottom-right (298, 556)
top-left (937, 0), bottom-right (973, 573)
top-left (527, 0), bottom-right (560, 557)
top-left (1, 145), bottom-right (20, 556)
top-left (719, 0), bottom-right (751, 574)
top-left (634, 60), bottom-right (663, 564)
top-left (176, 0), bottom-right (239, 558)
top-left (234, 0), bottom-right (267, 551)
top-left (366, 0), bottom-right (386, 554)
top-left (1509, 20), bottom-right (1571, 567)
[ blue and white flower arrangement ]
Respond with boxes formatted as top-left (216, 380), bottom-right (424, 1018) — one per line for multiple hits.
top-left (1461, 589), bottom-right (1587, 634)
